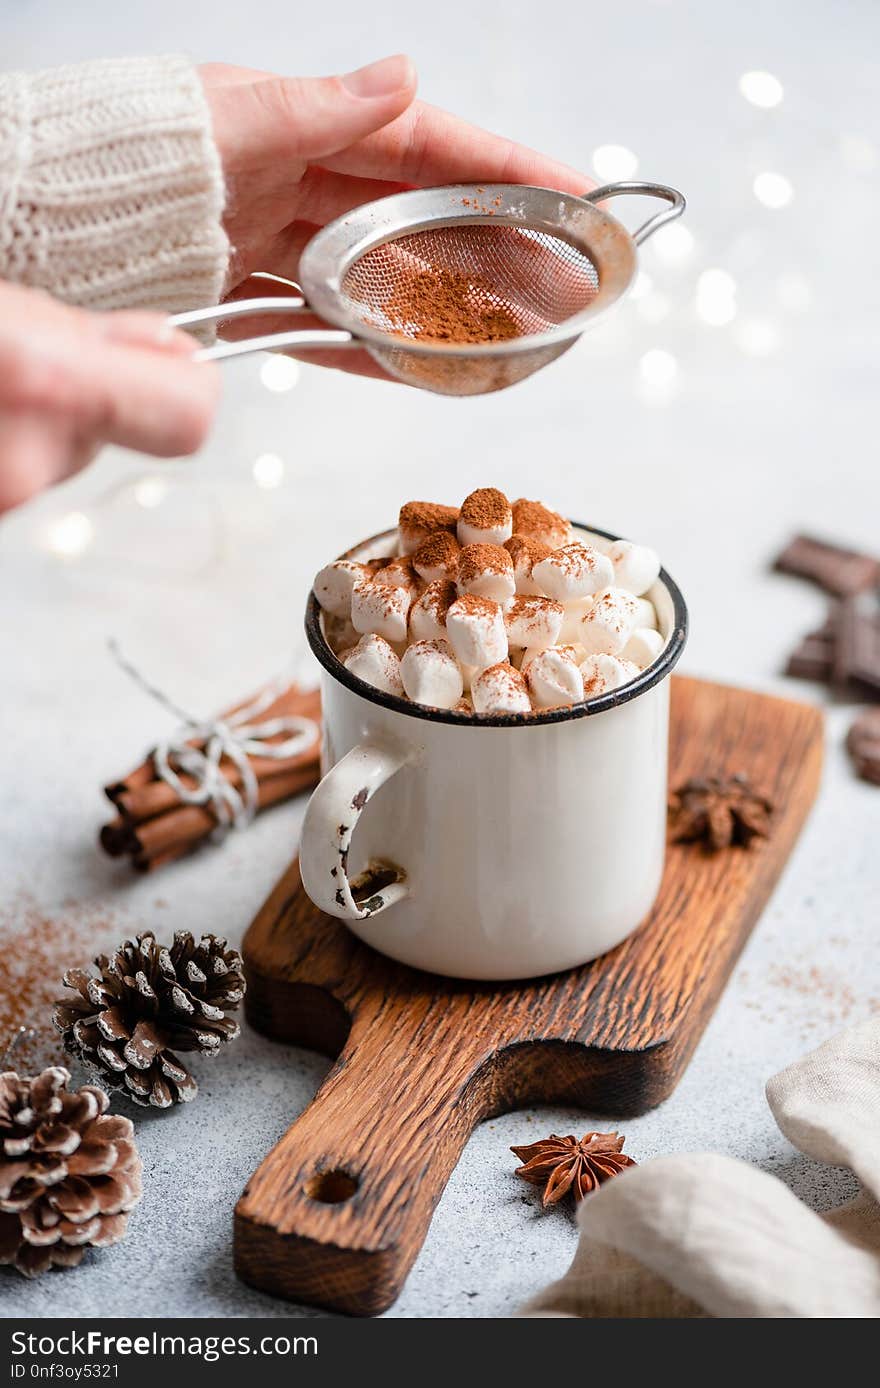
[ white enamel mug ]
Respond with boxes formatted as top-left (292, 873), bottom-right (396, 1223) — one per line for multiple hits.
top-left (300, 523), bottom-right (687, 981)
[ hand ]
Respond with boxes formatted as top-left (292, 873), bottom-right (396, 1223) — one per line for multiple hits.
top-left (201, 55), bottom-right (589, 374)
top-left (0, 283), bottom-right (219, 514)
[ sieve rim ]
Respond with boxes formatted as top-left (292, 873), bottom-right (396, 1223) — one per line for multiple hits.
top-left (298, 184), bottom-right (638, 359)
top-left (305, 521), bottom-right (688, 729)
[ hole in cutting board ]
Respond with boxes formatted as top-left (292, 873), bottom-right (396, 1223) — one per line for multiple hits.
top-left (305, 1169), bottom-right (359, 1204)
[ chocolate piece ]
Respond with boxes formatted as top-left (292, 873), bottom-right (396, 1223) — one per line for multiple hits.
top-left (833, 596), bottom-right (880, 694)
top-left (786, 634), bottom-right (834, 682)
top-left (774, 535), bottom-right (880, 597)
top-left (846, 707), bottom-right (880, 785)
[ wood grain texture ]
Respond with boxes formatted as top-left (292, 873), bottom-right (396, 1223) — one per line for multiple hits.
top-left (234, 675), bottom-right (823, 1315)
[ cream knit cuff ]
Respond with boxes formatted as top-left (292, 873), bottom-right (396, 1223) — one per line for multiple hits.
top-left (0, 54), bottom-right (229, 315)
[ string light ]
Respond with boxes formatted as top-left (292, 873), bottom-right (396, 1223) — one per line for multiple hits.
top-left (592, 144), bottom-right (639, 181)
top-left (259, 355), bottom-right (299, 392)
top-left (133, 477), bottom-right (168, 509)
top-left (649, 222), bottom-right (695, 265)
top-left (753, 171), bottom-right (793, 209)
top-left (639, 349), bottom-right (678, 387)
top-left (736, 318), bottom-right (780, 356)
top-left (45, 512), bottom-right (93, 557)
top-left (695, 268), bottom-right (737, 326)
top-left (738, 70), bottom-right (784, 108)
top-left (252, 452), bottom-right (285, 489)
top-left (630, 271), bottom-right (653, 301)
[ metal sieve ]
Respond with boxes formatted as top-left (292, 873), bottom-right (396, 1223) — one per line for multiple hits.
top-left (171, 180), bottom-right (684, 396)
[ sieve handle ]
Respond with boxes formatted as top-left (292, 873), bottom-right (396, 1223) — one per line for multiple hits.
top-left (169, 297), bottom-right (356, 362)
top-left (584, 182), bottom-right (686, 246)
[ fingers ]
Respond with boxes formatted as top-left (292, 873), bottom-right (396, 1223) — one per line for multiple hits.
top-left (208, 55), bottom-right (418, 172)
top-left (321, 99), bottom-right (591, 194)
top-left (0, 285), bottom-right (222, 512)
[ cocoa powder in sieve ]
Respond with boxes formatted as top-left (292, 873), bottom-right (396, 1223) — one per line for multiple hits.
top-left (382, 267), bottom-right (520, 344)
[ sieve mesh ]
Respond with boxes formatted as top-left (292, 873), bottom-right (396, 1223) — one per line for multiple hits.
top-left (341, 224), bottom-right (600, 341)
top-left (339, 223), bottom-right (599, 394)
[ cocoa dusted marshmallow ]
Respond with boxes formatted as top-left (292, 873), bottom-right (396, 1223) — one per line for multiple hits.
top-left (532, 542), bottom-right (614, 602)
top-left (472, 662), bottom-right (531, 715)
top-left (373, 554), bottom-right (420, 595)
top-left (457, 488), bottom-right (513, 547)
top-left (511, 499), bottom-right (569, 550)
top-left (623, 627), bottom-right (665, 667)
top-left (445, 594), bottom-right (508, 670)
top-left (343, 635), bottom-right (404, 696)
top-left (608, 540), bottom-right (661, 597)
top-left (351, 579), bottom-right (412, 644)
top-left (580, 653), bottom-right (640, 697)
top-left (633, 596), bottom-right (658, 630)
top-left (525, 646), bottom-right (585, 709)
top-left (456, 543), bottom-right (516, 603)
top-left (579, 587), bottom-right (640, 656)
top-left (504, 595), bottom-right (564, 650)
top-left (313, 559), bottom-right (374, 619)
top-left (409, 580), bottom-right (457, 643)
top-left (400, 639), bottom-right (464, 710)
top-left (505, 535), bottom-right (551, 595)
top-left (398, 501), bottom-right (459, 555)
top-left (412, 531), bottom-right (460, 584)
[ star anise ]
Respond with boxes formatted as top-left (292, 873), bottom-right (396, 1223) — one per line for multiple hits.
top-left (510, 1131), bottom-right (636, 1207)
top-left (667, 773), bottom-right (773, 851)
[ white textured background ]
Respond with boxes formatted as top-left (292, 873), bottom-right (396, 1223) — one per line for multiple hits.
top-left (0, 0), bottom-right (878, 1319)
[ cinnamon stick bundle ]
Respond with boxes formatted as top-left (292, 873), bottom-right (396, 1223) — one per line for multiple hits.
top-left (100, 683), bottom-right (322, 872)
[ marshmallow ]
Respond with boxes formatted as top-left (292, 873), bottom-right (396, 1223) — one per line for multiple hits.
top-left (398, 501), bottom-right (459, 555)
top-left (457, 488), bottom-right (513, 547)
top-left (505, 534), bottom-right (552, 595)
top-left (521, 642), bottom-right (580, 674)
top-left (400, 639), bottom-right (464, 710)
top-left (525, 646), bottom-right (585, 709)
top-left (558, 598), bottom-right (594, 645)
top-left (532, 542), bottom-right (614, 602)
top-left (351, 579), bottom-right (412, 644)
top-left (608, 540), bottom-right (661, 597)
top-left (623, 626), bottom-right (665, 667)
top-left (445, 594), bottom-right (508, 670)
top-left (580, 653), bottom-right (640, 698)
top-left (472, 662), bottom-right (532, 715)
top-left (373, 554), bottom-right (420, 596)
top-left (511, 498), bottom-right (569, 549)
top-left (633, 597), bottom-right (658, 630)
top-left (456, 543), bottom-right (516, 603)
top-left (579, 587), bottom-right (641, 656)
top-left (504, 595), bottom-right (564, 650)
top-left (412, 531), bottom-right (460, 584)
top-left (313, 560), bottom-right (374, 618)
top-left (343, 635), bottom-right (404, 697)
top-left (409, 579), bottom-right (457, 643)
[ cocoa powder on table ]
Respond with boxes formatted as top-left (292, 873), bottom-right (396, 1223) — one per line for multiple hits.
top-left (382, 267), bottom-right (521, 344)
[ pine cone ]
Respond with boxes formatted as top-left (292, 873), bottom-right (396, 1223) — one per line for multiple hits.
top-left (0, 1066), bottom-right (141, 1277)
top-left (53, 932), bottom-right (245, 1109)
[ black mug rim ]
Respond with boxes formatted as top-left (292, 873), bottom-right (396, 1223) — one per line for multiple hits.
top-left (304, 520), bottom-right (688, 728)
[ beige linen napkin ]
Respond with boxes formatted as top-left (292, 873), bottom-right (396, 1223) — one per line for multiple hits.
top-left (525, 1020), bottom-right (880, 1317)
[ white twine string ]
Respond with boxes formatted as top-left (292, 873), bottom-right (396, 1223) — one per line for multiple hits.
top-left (108, 640), bottom-right (318, 837)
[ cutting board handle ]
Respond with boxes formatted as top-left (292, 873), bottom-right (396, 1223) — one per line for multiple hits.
top-left (234, 998), bottom-right (480, 1317)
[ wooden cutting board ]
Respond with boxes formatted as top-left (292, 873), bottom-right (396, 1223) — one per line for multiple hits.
top-left (235, 675), bottom-right (823, 1316)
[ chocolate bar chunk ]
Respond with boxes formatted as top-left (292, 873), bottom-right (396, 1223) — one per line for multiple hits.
top-left (846, 707), bottom-right (880, 785)
top-left (774, 535), bottom-right (880, 597)
top-left (833, 596), bottom-right (880, 694)
top-left (786, 633), bottom-right (835, 682)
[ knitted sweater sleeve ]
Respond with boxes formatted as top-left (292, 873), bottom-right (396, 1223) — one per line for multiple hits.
top-left (0, 54), bottom-right (229, 314)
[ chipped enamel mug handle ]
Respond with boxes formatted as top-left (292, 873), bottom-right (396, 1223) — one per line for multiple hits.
top-left (300, 740), bottom-right (411, 920)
